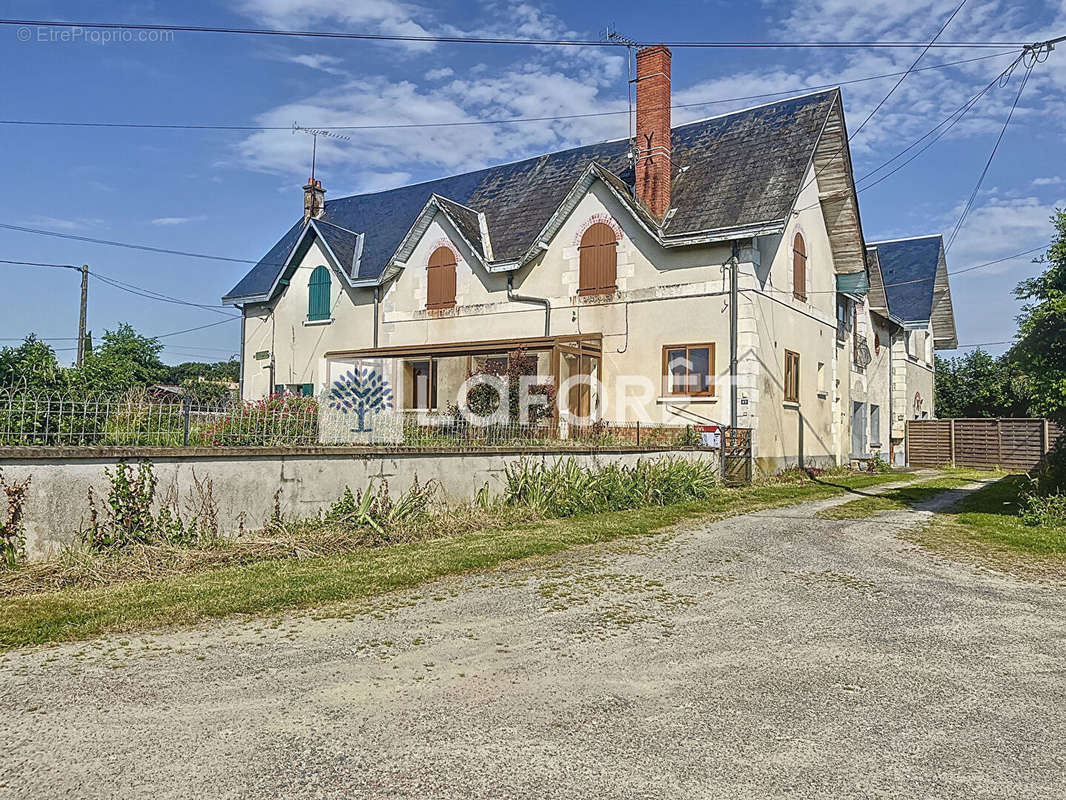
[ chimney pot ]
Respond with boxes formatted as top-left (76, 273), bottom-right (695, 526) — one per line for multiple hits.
top-left (634, 44), bottom-right (672, 219)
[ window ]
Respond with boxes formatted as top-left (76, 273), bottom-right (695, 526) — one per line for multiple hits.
top-left (578, 223), bottom-right (618, 296)
top-left (404, 359), bottom-right (437, 410)
top-left (817, 361), bottom-right (826, 394)
top-left (870, 404), bottom-right (881, 446)
top-left (836, 295), bottom-right (850, 341)
top-left (792, 232), bottom-right (807, 301)
top-left (308, 265), bottom-right (331, 321)
top-left (662, 344), bottom-right (715, 396)
top-left (874, 332), bottom-right (881, 355)
top-left (784, 350), bottom-right (800, 403)
top-left (427, 246), bottom-right (457, 310)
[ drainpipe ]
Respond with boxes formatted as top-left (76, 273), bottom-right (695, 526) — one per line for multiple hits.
top-left (507, 273), bottom-right (551, 336)
top-left (373, 285), bottom-right (380, 348)
top-left (237, 305), bottom-right (246, 401)
top-left (729, 241), bottom-right (739, 430)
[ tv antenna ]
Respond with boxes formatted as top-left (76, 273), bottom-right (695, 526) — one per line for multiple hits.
top-left (293, 123), bottom-right (351, 181)
top-left (604, 25), bottom-right (640, 148)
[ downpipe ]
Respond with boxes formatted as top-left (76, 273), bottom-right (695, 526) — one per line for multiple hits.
top-left (507, 273), bottom-right (551, 337)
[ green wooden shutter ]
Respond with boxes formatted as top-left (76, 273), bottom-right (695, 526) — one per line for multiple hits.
top-left (308, 265), bottom-right (331, 321)
top-left (301, 383), bottom-right (314, 397)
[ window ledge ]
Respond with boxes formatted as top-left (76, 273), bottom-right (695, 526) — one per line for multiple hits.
top-left (656, 395), bottom-right (718, 405)
top-left (783, 400), bottom-right (800, 409)
top-left (304, 317), bottom-right (334, 327)
top-left (816, 391), bottom-right (828, 399)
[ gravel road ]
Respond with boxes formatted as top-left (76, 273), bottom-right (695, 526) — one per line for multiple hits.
top-left (2, 484), bottom-right (1064, 799)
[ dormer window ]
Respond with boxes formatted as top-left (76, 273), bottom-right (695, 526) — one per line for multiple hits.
top-left (792, 232), bottom-right (807, 302)
top-left (426, 246), bottom-right (457, 310)
top-left (578, 223), bottom-right (618, 296)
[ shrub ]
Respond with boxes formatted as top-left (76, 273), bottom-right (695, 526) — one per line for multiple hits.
top-left (1019, 491), bottom-right (1066, 528)
top-left (503, 456), bottom-right (718, 517)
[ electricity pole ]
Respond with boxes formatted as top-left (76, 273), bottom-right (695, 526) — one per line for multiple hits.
top-left (76, 264), bottom-right (88, 366)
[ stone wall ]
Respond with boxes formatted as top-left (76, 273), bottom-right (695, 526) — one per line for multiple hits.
top-left (0, 446), bottom-right (717, 560)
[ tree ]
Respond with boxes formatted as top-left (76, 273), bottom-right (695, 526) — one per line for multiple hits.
top-left (0, 335), bottom-right (66, 390)
top-left (74, 323), bottom-right (166, 390)
top-left (1010, 209), bottom-right (1066, 426)
top-left (934, 349), bottom-right (1031, 419)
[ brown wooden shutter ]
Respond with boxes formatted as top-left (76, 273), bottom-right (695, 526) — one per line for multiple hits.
top-left (578, 223), bottom-right (618, 296)
top-left (792, 233), bottom-right (807, 301)
top-left (427, 246), bottom-right (457, 309)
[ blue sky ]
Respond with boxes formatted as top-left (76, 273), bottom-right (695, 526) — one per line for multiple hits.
top-left (1, 0), bottom-right (1063, 365)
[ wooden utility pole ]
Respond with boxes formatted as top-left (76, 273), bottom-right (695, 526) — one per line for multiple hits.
top-left (76, 264), bottom-right (88, 366)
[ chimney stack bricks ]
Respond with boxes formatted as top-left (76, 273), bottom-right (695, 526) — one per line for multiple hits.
top-left (304, 178), bottom-right (326, 221)
top-left (634, 44), bottom-right (672, 219)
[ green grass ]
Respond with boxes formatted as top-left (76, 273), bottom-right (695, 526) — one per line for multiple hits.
top-left (0, 470), bottom-right (911, 650)
top-left (816, 469), bottom-right (1003, 520)
top-left (906, 475), bottom-right (1066, 578)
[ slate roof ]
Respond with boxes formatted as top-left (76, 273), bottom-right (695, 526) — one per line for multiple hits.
top-left (866, 235), bottom-right (943, 323)
top-left (224, 90), bottom-right (839, 303)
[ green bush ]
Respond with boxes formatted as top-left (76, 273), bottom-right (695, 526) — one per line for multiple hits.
top-left (1019, 491), bottom-right (1066, 528)
top-left (502, 456), bottom-right (718, 517)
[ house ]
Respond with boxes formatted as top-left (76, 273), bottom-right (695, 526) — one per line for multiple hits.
top-left (866, 235), bottom-right (958, 465)
top-left (223, 44), bottom-right (958, 473)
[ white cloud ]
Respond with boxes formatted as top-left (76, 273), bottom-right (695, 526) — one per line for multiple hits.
top-left (151, 216), bottom-right (206, 226)
top-left (424, 67), bottom-right (454, 81)
top-left (940, 194), bottom-right (1057, 269)
top-left (280, 53), bottom-right (347, 75)
top-left (237, 0), bottom-right (438, 53)
top-left (1033, 176), bottom-right (1063, 186)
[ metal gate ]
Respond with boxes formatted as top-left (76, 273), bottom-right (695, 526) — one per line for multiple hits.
top-left (721, 427), bottom-right (753, 486)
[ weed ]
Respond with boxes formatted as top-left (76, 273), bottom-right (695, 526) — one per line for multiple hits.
top-left (0, 470), bottom-right (31, 569)
top-left (503, 456), bottom-right (718, 517)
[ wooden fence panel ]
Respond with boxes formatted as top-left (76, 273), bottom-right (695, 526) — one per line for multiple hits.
top-left (906, 420), bottom-right (952, 466)
top-left (907, 419), bottom-right (1062, 471)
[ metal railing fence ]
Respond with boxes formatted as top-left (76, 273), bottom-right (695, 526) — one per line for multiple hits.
top-left (0, 390), bottom-right (714, 451)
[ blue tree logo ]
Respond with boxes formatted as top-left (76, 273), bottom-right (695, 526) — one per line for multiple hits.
top-left (327, 368), bottom-right (393, 433)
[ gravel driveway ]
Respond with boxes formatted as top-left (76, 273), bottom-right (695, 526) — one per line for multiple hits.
top-left (2, 484), bottom-right (1064, 799)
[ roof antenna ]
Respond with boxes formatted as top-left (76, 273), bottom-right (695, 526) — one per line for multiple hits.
top-left (605, 25), bottom-right (640, 157)
top-left (292, 123), bottom-right (351, 182)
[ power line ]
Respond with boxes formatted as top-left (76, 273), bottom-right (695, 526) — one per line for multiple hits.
top-left (946, 58), bottom-right (1036, 251)
top-left (0, 19), bottom-right (1028, 48)
top-left (89, 271), bottom-right (238, 317)
top-left (0, 51), bottom-right (1017, 134)
top-left (0, 258), bottom-right (80, 270)
top-left (0, 222), bottom-right (259, 266)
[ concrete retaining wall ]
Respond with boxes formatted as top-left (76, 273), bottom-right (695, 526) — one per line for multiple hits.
top-left (0, 446), bottom-right (716, 560)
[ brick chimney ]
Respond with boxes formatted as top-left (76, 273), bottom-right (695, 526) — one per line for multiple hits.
top-left (634, 44), bottom-right (672, 219)
top-left (303, 177), bottom-right (325, 221)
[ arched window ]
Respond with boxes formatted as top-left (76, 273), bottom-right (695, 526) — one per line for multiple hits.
top-left (426, 246), bottom-right (457, 310)
top-left (792, 232), bottom-right (807, 302)
top-left (308, 265), bottom-right (331, 321)
top-left (578, 223), bottom-right (618, 296)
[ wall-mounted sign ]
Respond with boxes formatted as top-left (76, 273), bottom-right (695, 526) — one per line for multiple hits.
top-left (254, 350), bottom-right (270, 361)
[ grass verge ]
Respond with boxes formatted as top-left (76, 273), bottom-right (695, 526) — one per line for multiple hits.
top-left (904, 474), bottom-right (1066, 579)
top-left (815, 469), bottom-right (1004, 520)
top-left (0, 470), bottom-right (911, 650)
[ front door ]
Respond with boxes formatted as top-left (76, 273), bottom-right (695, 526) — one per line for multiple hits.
top-left (851, 401), bottom-right (867, 457)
